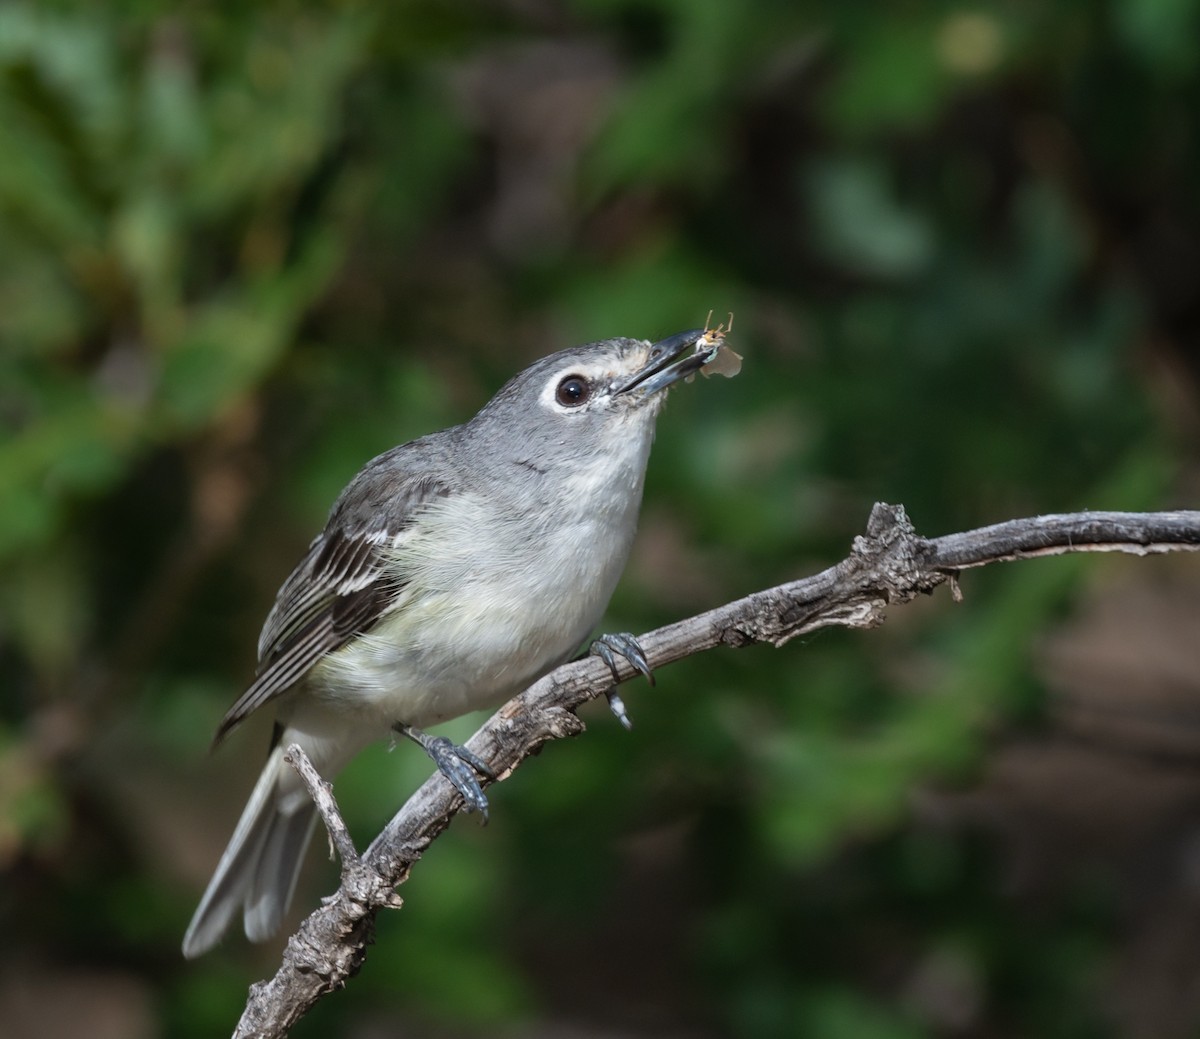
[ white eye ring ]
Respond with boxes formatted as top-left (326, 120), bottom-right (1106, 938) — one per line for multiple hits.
top-left (538, 361), bottom-right (609, 413)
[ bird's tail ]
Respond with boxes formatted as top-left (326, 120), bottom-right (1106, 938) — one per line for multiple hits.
top-left (181, 739), bottom-right (318, 959)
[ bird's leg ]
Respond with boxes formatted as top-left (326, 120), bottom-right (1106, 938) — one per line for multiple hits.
top-left (395, 724), bottom-right (496, 822)
top-left (590, 632), bottom-right (654, 730)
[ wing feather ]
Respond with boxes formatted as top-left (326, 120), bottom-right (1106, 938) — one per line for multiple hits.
top-left (212, 448), bottom-right (454, 745)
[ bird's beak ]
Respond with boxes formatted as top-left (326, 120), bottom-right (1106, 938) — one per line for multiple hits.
top-left (613, 329), bottom-right (719, 396)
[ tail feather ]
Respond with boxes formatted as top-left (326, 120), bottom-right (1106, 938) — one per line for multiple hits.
top-left (182, 745), bottom-right (316, 958)
top-left (245, 807), bottom-right (318, 943)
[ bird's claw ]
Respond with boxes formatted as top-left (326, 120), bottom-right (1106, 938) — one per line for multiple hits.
top-left (605, 689), bottom-right (633, 731)
top-left (590, 632), bottom-right (654, 730)
top-left (396, 724), bottom-right (495, 823)
top-left (591, 632), bottom-right (654, 684)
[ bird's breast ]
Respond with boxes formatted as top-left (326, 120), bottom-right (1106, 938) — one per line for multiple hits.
top-left (309, 488), bottom-right (642, 730)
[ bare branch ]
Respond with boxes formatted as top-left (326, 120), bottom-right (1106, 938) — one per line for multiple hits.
top-left (232, 504), bottom-right (1200, 1037)
top-left (926, 510), bottom-right (1200, 568)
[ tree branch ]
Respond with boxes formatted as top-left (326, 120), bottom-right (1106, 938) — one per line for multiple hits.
top-left (231, 504), bottom-right (1200, 1037)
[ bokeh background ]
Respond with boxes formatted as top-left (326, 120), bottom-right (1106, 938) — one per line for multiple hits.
top-left (4, 1), bottom-right (1200, 1036)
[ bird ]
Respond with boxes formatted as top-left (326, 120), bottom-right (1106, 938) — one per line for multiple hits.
top-left (182, 327), bottom-right (733, 957)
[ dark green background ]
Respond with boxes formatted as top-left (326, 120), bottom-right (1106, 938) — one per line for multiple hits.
top-left (3, 1), bottom-right (1200, 1036)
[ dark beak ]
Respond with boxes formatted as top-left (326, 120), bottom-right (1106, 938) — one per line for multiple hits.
top-left (614, 329), bottom-right (717, 395)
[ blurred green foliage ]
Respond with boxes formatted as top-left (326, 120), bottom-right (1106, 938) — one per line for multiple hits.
top-left (2, 1), bottom-right (1200, 1037)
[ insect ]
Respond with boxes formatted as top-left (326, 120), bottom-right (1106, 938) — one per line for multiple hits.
top-left (697, 311), bottom-right (742, 379)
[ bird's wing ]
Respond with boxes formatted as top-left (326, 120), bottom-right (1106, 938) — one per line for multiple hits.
top-left (212, 450), bottom-right (453, 744)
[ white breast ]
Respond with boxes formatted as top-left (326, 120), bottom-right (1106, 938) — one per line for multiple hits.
top-left (309, 474), bottom-right (645, 731)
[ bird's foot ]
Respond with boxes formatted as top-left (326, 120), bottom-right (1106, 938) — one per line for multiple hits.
top-left (395, 724), bottom-right (495, 822)
top-left (592, 631), bottom-right (654, 683)
top-left (590, 632), bottom-right (654, 731)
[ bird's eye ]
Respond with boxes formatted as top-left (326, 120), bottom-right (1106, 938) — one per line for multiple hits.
top-left (555, 375), bottom-right (590, 407)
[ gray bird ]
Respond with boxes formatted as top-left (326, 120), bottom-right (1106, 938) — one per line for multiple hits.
top-left (182, 328), bottom-right (729, 958)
